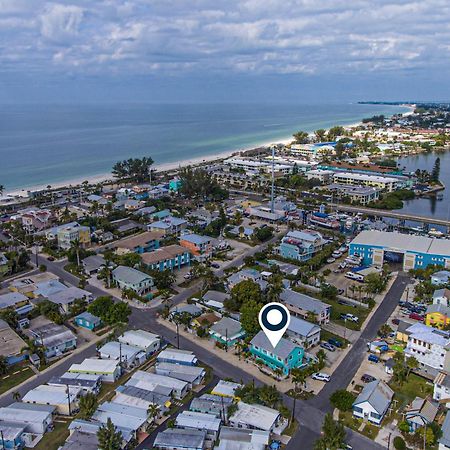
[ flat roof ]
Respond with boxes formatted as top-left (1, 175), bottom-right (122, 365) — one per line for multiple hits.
top-left (69, 358), bottom-right (120, 374)
top-left (0, 320), bottom-right (27, 356)
top-left (175, 410), bottom-right (221, 432)
top-left (230, 401), bottom-right (280, 431)
top-left (118, 329), bottom-right (159, 348)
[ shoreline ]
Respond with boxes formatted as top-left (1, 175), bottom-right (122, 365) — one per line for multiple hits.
top-left (3, 105), bottom-right (413, 198)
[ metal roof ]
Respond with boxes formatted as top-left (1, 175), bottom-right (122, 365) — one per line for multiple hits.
top-left (251, 330), bottom-right (297, 359)
top-left (112, 265), bottom-right (153, 285)
top-left (280, 288), bottom-right (329, 314)
top-left (154, 428), bottom-right (206, 449)
top-left (353, 380), bottom-right (393, 415)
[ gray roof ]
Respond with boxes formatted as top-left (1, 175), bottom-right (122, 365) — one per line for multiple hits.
top-left (112, 265), bottom-right (152, 284)
top-left (251, 330), bottom-right (297, 359)
top-left (288, 316), bottom-right (320, 338)
top-left (82, 255), bottom-right (105, 271)
top-left (60, 430), bottom-right (99, 450)
top-left (202, 290), bottom-right (230, 304)
top-left (210, 317), bottom-right (243, 338)
top-left (280, 289), bottom-right (329, 314)
top-left (154, 428), bottom-right (206, 448)
top-left (170, 304), bottom-right (202, 317)
top-left (190, 394), bottom-right (233, 416)
top-left (441, 412), bottom-right (450, 447)
top-left (75, 311), bottom-right (101, 325)
top-left (353, 380), bottom-right (394, 415)
top-left (397, 319), bottom-right (414, 334)
top-left (405, 397), bottom-right (438, 426)
top-left (115, 385), bottom-right (171, 407)
top-left (427, 303), bottom-right (450, 316)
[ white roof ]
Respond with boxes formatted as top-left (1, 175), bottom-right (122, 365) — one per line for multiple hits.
top-left (0, 402), bottom-right (55, 424)
top-left (175, 410), bottom-right (221, 432)
top-left (69, 358), bottom-right (120, 374)
top-left (334, 171), bottom-right (398, 183)
top-left (98, 341), bottom-right (143, 360)
top-left (157, 348), bottom-right (197, 364)
top-left (118, 329), bottom-right (159, 349)
top-left (351, 230), bottom-right (450, 256)
top-left (23, 384), bottom-right (81, 406)
top-left (211, 380), bottom-right (242, 398)
top-left (230, 402), bottom-right (280, 431)
top-left (129, 370), bottom-right (188, 391)
top-left (217, 427), bottom-right (270, 450)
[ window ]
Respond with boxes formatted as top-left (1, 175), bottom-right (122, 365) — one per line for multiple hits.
top-left (370, 412), bottom-right (382, 420)
top-left (353, 406), bottom-right (363, 414)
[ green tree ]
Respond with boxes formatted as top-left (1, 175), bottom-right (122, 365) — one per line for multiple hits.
top-left (79, 392), bottom-right (98, 419)
top-left (97, 417), bottom-right (123, 450)
top-left (225, 280), bottom-right (262, 312)
top-left (329, 389), bottom-right (355, 412)
top-left (320, 283), bottom-right (338, 301)
top-left (0, 356), bottom-right (8, 375)
top-left (293, 131), bottom-right (309, 144)
top-left (393, 436), bottom-right (406, 450)
top-left (315, 413), bottom-right (346, 450)
top-left (112, 157), bottom-right (154, 183)
top-left (150, 269), bottom-right (176, 290)
top-left (406, 356), bottom-right (419, 376)
top-left (147, 403), bottom-right (160, 423)
top-left (431, 156), bottom-right (441, 183)
top-left (240, 300), bottom-right (263, 336)
top-left (88, 296), bottom-right (114, 319)
top-left (364, 273), bottom-right (387, 294)
top-left (11, 391), bottom-right (21, 402)
top-left (378, 324), bottom-right (393, 338)
top-left (291, 368), bottom-right (307, 392)
top-left (314, 129), bottom-right (326, 142)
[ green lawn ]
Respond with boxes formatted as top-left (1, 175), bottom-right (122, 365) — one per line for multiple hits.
top-left (0, 365), bottom-right (34, 395)
top-left (360, 422), bottom-right (380, 440)
top-left (321, 329), bottom-right (350, 348)
top-left (33, 420), bottom-right (70, 450)
top-left (325, 298), bottom-right (371, 331)
top-left (389, 373), bottom-right (433, 409)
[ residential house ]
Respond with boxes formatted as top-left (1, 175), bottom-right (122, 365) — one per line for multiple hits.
top-left (175, 410), bottom-right (221, 440)
top-left (68, 420), bottom-right (132, 449)
top-left (56, 223), bottom-right (91, 250)
top-left (113, 385), bottom-right (171, 415)
top-left (112, 265), bottom-right (154, 297)
top-left (179, 233), bottom-right (213, 261)
top-left (28, 322), bottom-right (77, 358)
top-left (227, 269), bottom-right (268, 291)
top-left (434, 372), bottom-right (450, 407)
top-left (190, 394), bottom-right (233, 418)
top-left (0, 292), bottom-right (29, 310)
top-left (98, 341), bottom-right (146, 368)
top-left (286, 316), bottom-right (321, 348)
top-left (192, 312), bottom-right (220, 329)
top-left (396, 319), bottom-right (414, 343)
top-left (0, 402), bottom-right (55, 435)
top-left (49, 372), bottom-right (102, 395)
top-left (170, 304), bottom-right (202, 319)
top-left (209, 317), bottom-right (245, 347)
top-left (404, 322), bottom-right (450, 371)
top-left (81, 255), bottom-right (105, 275)
top-left (250, 330), bottom-right (304, 376)
top-left (141, 244), bottom-right (191, 272)
top-left (112, 231), bottom-right (163, 255)
top-left (405, 396), bottom-right (439, 432)
top-left (155, 362), bottom-right (205, 387)
top-left (148, 216), bottom-right (187, 236)
top-left (439, 412), bottom-right (450, 450)
top-left (229, 401), bottom-right (283, 433)
top-left (280, 289), bottom-right (331, 324)
top-left (202, 290), bottom-right (230, 310)
top-left (0, 423), bottom-right (26, 450)
top-left (127, 370), bottom-right (189, 399)
top-left (118, 329), bottom-right (160, 356)
top-left (432, 270), bottom-right (450, 286)
top-left (157, 348), bottom-right (198, 366)
top-left (47, 286), bottom-right (93, 313)
top-left (20, 208), bottom-right (51, 232)
top-left (352, 380), bottom-right (394, 425)
top-left (68, 358), bottom-right (121, 382)
top-left (211, 380), bottom-right (242, 399)
top-left (0, 319), bottom-right (27, 366)
top-left (74, 311), bottom-right (102, 330)
top-left (22, 385), bottom-right (81, 416)
top-left (426, 289), bottom-right (450, 329)
top-left (216, 427), bottom-right (270, 450)
top-left (154, 428), bottom-right (206, 450)
top-left (279, 230), bottom-right (327, 262)
top-left (169, 178), bottom-right (182, 192)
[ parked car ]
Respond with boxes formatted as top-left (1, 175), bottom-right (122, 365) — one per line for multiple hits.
top-left (210, 262), bottom-right (220, 269)
top-left (345, 314), bottom-right (359, 322)
top-left (327, 257), bottom-right (336, 264)
top-left (368, 354), bottom-right (379, 363)
top-left (361, 374), bottom-right (376, 383)
top-left (312, 372), bottom-right (331, 382)
top-left (337, 288), bottom-right (344, 295)
top-left (320, 342), bottom-right (336, 352)
top-left (328, 338), bottom-right (343, 348)
top-left (391, 318), bottom-right (400, 325)
top-left (409, 312), bottom-right (424, 321)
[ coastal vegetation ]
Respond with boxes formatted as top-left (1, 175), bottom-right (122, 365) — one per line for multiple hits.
top-left (112, 157), bottom-right (154, 183)
top-left (370, 189), bottom-right (415, 210)
top-left (179, 166), bottom-right (228, 201)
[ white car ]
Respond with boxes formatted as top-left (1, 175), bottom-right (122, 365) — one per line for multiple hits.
top-left (312, 372), bottom-right (331, 382)
top-left (345, 314), bottom-right (359, 322)
top-left (327, 257), bottom-right (336, 263)
top-left (332, 251), bottom-right (342, 258)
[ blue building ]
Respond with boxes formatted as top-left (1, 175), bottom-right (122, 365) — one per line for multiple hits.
top-left (250, 330), bottom-right (304, 376)
top-left (141, 244), bottom-right (191, 272)
top-left (75, 312), bottom-right (102, 330)
top-left (349, 230), bottom-right (450, 271)
top-left (279, 230), bottom-right (327, 262)
top-left (0, 424), bottom-right (25, 449)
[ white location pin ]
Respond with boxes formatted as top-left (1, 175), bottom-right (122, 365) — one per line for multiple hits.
top-left (259, 302), bottom-right (291, 348)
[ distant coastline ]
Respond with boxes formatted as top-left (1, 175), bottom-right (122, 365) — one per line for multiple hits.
top-left (1, 103), bottom-right (411, 197)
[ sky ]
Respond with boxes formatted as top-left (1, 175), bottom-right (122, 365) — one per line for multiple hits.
top-left (0, 0), bottom-right (449, 103)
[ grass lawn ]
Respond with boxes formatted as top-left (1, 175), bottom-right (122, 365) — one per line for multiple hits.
top-left (33, 420), bottom-right (70, 450)
top-left (321, 329), bottom-right (350, 348)
top-left (389, 373), bottom-right (433, 409)
top-left (283, 419), bottom-right (299, 437)
top-left (390, 343), bottom-right (405, 353)
top-left (361, 422), bottom-right (380, 440)
top-left (326, 298), bottom-right (371, 331)
top-left (0, 365), bottom-right (34, 395)
top-left (339, 410), bottom-right (362, 431)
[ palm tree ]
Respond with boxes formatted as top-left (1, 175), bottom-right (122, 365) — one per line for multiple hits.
top-left (317, 349), bottom-right (327, 369)
top-left (0, 356), bottom-right (8, 375)
top-left (0, 185), bottom-right (4, 197)
top-left (97, 417), bottom-right (122, 450)
top-left (291, 368), bottom-right (306, 393)
top-left (12, 391), bottom-right (21, 402)
top-left (70, 239), bottom-right (81, 267)
top-left (147, 403), bottom-right (160, 424)
top-left (79, 392), bottom-right (98, 419)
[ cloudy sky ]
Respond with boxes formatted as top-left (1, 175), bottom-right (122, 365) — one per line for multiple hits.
top-left (1, 0), bottom-right (449, 103)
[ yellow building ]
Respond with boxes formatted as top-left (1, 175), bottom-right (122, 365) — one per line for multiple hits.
top-left (426, 304), bottom-right (450, 329)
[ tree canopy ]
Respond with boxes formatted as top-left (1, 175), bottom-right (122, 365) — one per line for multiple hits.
top-left (112, 157), bottom-right (154, 183)
top-left (179, 166), bottom-right (228, 201)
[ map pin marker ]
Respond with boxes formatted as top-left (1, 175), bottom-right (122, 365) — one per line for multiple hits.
top-left (259, 302), bottom-right (291, 348)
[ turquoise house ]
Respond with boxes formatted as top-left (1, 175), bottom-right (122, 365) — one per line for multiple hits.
top-left (75, 312), bottom-right (102, 330)
top-left (169, 178), bottom-right (182, 192)
top-left (250, 330), bottom-right (304, 376)
top-left (209, 317), bottom-right (245, 347)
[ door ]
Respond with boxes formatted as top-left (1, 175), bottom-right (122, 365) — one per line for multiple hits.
top-left (404, 253), bottom-right (416, 271)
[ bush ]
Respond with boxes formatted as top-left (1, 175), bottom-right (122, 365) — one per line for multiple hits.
top-left (39, 264), bottom-right (47, 272)
top-left (393, 436), bottom-right (406, 450)
top-left (329, 390), bottom-right (355, 412)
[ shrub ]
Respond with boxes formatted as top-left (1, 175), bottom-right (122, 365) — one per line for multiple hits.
top-left (393, 436), bottom-right (406, 450)
top-left (329, 390), bottom-right (355, 412)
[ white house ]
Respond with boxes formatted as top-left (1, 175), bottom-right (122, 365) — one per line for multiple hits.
top-left (228, 402), bottom-right (283, 433)
top-left (118, 329), bottom-right (160, 356)
top-left (352, 380), bottom-right (394, 425)
top-left (98, 341), bottom-right (146, 368)
top-left (68, 358), bottom-right (121, 383)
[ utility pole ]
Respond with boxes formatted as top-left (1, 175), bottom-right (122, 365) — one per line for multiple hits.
top-left (66, 384), bottom-right (72, 416)
top-left (270, 145), bottom-right (275, 213)
top-left (176, 322), bottom-right (180, 349)
top-left (225, 328), bottom-right (228, 353)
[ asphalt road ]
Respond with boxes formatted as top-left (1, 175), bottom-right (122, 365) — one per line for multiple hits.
top-left (3, 245), bottom-right (409, 449)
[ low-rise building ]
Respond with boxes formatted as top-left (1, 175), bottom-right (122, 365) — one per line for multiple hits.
top-left (287, 316), bottom-right (321, 348)
top-left (0, 319), bottom-right (27, 366)
top-left (209, 317), bottom-right (245, 347)
top-left (332, 171), bottom-right (399, 192)
top-left (190, 394), bottom-right (233, 418)
top-left (280, 289), bottom-right (331, 324)
top-left (81, 254), bottom-right (105, 275)
top-left (179, 234), bottom-right (213, 261)
top-left (74, 311), bottom-right (102, 330)
top-left (148, 216), bottom-right (187, 236)
top-left (47, 286), bottom-right (93, 313)
top-left (68, 358), bottom-right (121, 382)
top-left (327, 183), bottom-right (380, 205)
top-left (176, 410), bottom-right (221, 440)
top-left (157, 348), bottom-right (198, 366)
top-left (112, 231), bottom-right (163, 255)
top-left (227, 269), bottom-right (268, 291)
top-left (154, 428), bottom-right (206, 450)
top-left (216, 426), bottom-right (270, 450)
top-left (112, 265), bottom-right (154, 297)
top-left (56, 223), bottom-right (91, 250)
top-left (431, 270), bottom-right (450, 286)
top-left (127, 370), bottom-right (189, 399)
top-left (155, 362), bottom-right (205, 387)
top-left (202, 290), bottom-right (230, 309)
top-left (279, 229), bottom-right (327, 262)
top-left (0, 292), bottom-right (29, 310)
top-left (426, 289), bottom-right (450, 329)
top-left (48, 372), bottom-right (102, 395)
top-left (0, 423), bottom-right (26, 450)
top-left (439, 412), bottom-right (450, 450)
top-left (118, 329), bottom-right (160, 356)
top-left (352, 380), bottom-right (394, 425)
top-left (0, 402), bottom-right (55, 435)
top-left (229, 401), bottom-right (282, 432)
top-left (250, 330), bottom-right (304, 376)
top-left (141, 244), bottom-right (191, 271)
top-left (434, 372), bottom-right (450, 407)
top-left (405, 396), bottom-right (438, 432)
top-left (113, 385), bottom-right (171, 415)
top-left (29, 322), bottom-right (77, 358)
top-left (98, 341), bottom-right (146, 368)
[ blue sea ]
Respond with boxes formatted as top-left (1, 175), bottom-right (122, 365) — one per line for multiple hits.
top-left (0, 103), bottom-right (409, 192)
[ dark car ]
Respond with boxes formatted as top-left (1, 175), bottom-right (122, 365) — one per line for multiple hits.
top-left (409, 312), bottom-right (424, 321)
top-left (320, 342), bottom-right (336, 352)
top-left (328, 338), bottom-right (343, 348)
top-left (391, 318), bottom-right (400, 325)
top-left (210, 263), bottom-right (220, 269)
top-left (361, 374), bottom-right (376, 383)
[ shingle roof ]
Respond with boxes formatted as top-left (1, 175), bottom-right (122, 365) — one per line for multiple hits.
top-left (112, 265), bottom-right (152, 284)
top-left (280, 289), bottom-right (329, 314)
top-left (141, 245), bottom-right (189, 265)
top-left (353, 380), bottom-right (393, 415)
top-left (210, 317), bottom-right (243, 338)
top-left (288, 316), bottom-right (320, 337)
top-left (251, 330), bottom-right (297, 359)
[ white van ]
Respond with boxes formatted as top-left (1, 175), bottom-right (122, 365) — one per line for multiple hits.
top-left (345, 271), bottom-right (364, 282)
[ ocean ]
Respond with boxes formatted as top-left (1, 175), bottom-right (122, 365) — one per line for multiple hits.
top-left (0, 103), bottom-right (409, 192)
